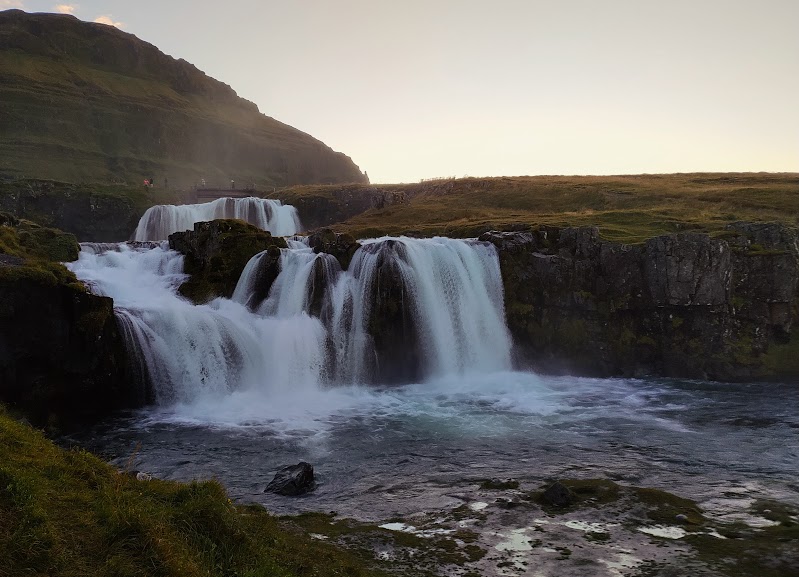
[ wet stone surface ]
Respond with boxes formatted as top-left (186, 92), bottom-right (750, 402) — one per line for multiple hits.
top-left (283, 478), bottom-right (798, 577)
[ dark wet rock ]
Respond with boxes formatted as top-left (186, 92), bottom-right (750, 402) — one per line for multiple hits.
top-left (485, 223), bottom-right (799, 382)
top-left (265, 462), bottom-right (316, 496)
top-left (643, 233), bottom-right (731, 306)
top-left (308, 228), bottom-right (361, 270)
top-left (675, 513), bottom-right (689, 523)
top-left (169, 219), bottom-right (287, 303)
top-left (541, 481), bottom-right (575, 508)
top-left (364, 240), bottom-right (421, 384)
top-left (0, 254), bottom-right (24, 267)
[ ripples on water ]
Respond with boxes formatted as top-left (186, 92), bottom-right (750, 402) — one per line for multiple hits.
top-left (72, 372), bottom-right (799, 520)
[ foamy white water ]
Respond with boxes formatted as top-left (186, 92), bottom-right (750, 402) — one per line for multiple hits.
top-left (69, 243), bottom-right (324, 404)
top-left (133, 197), bottom-right (302, 241)
top-left (234, 236), bottom-right (513, 383)
top-left (70, 236), bottom-right (512, 404)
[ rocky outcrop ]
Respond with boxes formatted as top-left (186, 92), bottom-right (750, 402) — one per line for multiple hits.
top-left (362, 240), bottom-right (421, 384)
top-left (265, 462), bottom-right (316, 496)
top-left (483, 223), bottom-right (799, 382)
top-left (278, 186), bottom-right (407, 231)
top-left (540, 481), bottom-right (575, 508)
top-left (308, 228), bottom-right (360, 270)
top-left (0, 180), bottom-right (158, 242)
top-left (0, 10), bottom-right (367, 187)
top-left (0, 273), bottom-right (131, 428)
top-left (168, 219), bottom-right (287, 303)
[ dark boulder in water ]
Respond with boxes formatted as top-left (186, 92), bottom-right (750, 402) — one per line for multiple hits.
top-left (541, 481), bottom-right (575, 508)
top-left (265, 462), bottom-right (316, 496)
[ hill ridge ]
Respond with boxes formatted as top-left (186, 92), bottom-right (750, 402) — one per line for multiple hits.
top-left (0, 9), bottom-right (368, 187)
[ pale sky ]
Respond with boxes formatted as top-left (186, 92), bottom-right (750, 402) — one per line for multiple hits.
top-left (7, 0), bottom-right (799, 183)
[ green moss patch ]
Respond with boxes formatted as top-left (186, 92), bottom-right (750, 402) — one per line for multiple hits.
top-left (286, 512), bottom-right (486, 576)
top-left (0, 217), bottom-right (82, 288)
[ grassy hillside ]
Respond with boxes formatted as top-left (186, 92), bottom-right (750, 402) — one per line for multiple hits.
top-left (0, 406), bottom-right (388, 577)
top-left (280, 173), bottom-right (799, 243)
top-left (0, 10), bottom-right (367, 187)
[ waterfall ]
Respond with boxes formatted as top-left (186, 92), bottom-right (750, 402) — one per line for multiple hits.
top-left (132, 197), bottom-right (302, 241)
top-left (233, 236), bottom-right (512, 383)
top-left (69, 236), bottom-right (512, 405)
top-left (362, 237), bottom-right (512, 377)
top-left (69, 243), bottom-right (327, 403)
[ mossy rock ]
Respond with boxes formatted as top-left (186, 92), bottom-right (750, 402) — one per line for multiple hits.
top-left (169, 219), bottom-right (288, 303)
top-left (16, 226), bottom-right (79, 262)
top-left (0, 219), bottom-right (82, 288)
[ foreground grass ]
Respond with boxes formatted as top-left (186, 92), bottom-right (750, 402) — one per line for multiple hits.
top-left (0, 407), bottom-right (387, 577)
top-left (279, 173), bottom-right (799, 243)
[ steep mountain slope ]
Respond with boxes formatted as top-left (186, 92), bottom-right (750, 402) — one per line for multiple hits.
top-left (0, 10), bottom-right (367, 186)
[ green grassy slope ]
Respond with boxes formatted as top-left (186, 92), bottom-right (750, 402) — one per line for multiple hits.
top-left (280, 173), bottom-right (799, 243)
top-left (0, 10), bottom-right (367, 188)
top-left (0, 406), bottom-right (387, 577)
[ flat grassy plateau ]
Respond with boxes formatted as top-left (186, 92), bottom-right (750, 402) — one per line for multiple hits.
top-left (278, 173), bottom-right (799, 243)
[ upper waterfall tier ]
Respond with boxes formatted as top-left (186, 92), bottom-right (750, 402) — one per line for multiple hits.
top-left (133, 197), bottom-right (302, 241)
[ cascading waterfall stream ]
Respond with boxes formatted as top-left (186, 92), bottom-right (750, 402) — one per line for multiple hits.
top-left (69, 235), bottom-right (513, 406)
top-left (133, 197), bottom-right (302, 241)
top-left (234, 235), bottom-right (512, 383)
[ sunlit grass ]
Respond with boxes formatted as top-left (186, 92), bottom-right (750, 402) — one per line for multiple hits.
top-left (279, 173), bottom-right (799, 243)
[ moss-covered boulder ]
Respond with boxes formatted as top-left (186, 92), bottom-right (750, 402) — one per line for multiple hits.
top-left (168, 219), bottom-right (288, 303)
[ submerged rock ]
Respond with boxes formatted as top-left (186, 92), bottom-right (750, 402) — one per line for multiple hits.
top-left (265, 462), bottom-right (316, 496)
top-left (541, 481), bottom-right (575, 508)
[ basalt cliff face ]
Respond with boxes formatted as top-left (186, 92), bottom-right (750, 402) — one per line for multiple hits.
top-left (482, 223), bottom-right (799, 382)
top-left (0, 10), bottom-right (367, 187)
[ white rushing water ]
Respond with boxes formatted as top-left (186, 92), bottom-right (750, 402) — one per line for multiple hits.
top-left (233, 236), bottom-right (513, 383)
top-left (132, 197), bottom-right (302, 241)
top-left (68, 236), bottom-right (512, 405)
